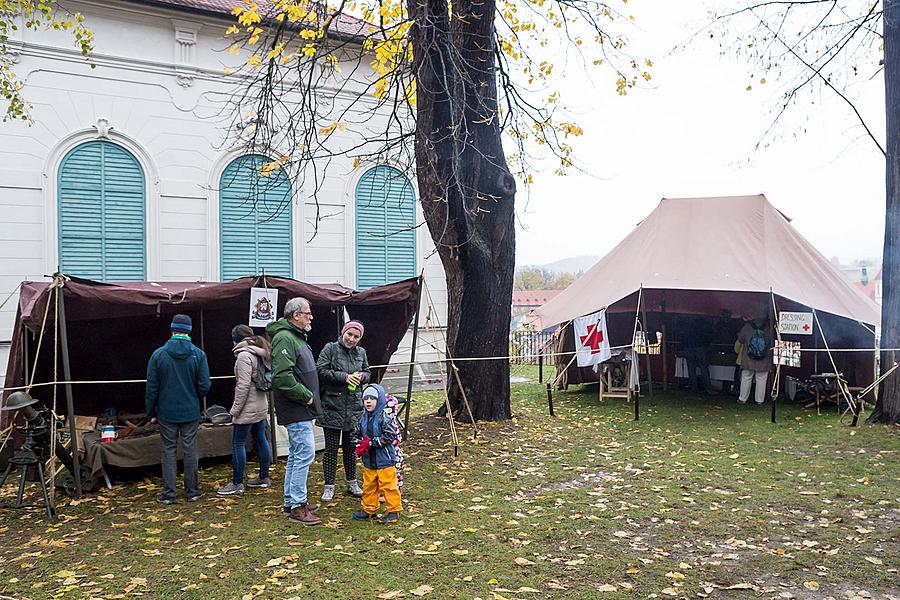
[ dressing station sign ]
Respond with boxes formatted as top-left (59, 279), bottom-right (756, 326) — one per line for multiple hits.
top-left (778, 311), bottom-right (814, 336)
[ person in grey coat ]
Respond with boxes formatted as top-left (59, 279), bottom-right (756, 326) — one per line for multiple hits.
top-left (218, 324), bottom-right (272, 496)
top-left (737, 315), bottom-right (774, 405)
top-left (316, 320), bottom-right (370, 501)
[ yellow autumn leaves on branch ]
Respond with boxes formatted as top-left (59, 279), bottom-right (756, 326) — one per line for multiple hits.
top-left (1, 0), bottom-right (94, 121)
top-left (224, 0), bottom-right (651, 179)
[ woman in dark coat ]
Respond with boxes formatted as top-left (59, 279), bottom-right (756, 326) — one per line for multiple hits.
top-left (316, 320), bottom-right (370, 501)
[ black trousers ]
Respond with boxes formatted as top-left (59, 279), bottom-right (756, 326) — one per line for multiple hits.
top-left (322, 427), bottom-right (357, 484)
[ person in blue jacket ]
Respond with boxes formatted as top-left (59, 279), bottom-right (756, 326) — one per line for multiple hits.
top-left (351, 384), bottom-right (402, 523)
top-left (146, 314), bottom-right (211, 504)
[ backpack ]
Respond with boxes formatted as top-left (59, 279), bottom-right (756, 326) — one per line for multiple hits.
top-left (253, 355), bottom-right (273, 392)
top-left (747, 324), bottom-right (768, 361)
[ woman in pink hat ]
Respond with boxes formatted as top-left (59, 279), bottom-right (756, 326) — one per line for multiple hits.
top-left (315, 320), bottom-right (370, 501)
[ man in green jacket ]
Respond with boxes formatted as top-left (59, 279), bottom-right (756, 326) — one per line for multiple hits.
top-left (146, 314), bottom-right (211, 505)
top-left (267, 297), bottom-right (322, 525)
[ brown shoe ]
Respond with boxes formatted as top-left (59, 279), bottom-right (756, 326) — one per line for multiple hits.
top-left (284, 503), bottom-right (318, 516)
top-left (289, 505), bottom-right (321, 526)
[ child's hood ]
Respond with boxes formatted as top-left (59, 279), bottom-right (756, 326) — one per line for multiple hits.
top-left (361, 383), bottom-right (387, 429)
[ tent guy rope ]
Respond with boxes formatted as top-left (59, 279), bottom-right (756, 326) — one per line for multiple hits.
top-left (0, 344), bottom-right (889, 395)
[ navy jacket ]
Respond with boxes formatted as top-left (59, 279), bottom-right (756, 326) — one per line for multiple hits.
top-left (353, 384), bottom-right (398, 470)
top-left (145, 336), bottom-right (211, 423)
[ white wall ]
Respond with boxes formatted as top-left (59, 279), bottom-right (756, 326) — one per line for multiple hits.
top-left (0, 0), bottom-right (447, 388)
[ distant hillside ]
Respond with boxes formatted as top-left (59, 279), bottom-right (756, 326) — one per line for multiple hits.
top-left (521, 255), bottom-right (598, 275)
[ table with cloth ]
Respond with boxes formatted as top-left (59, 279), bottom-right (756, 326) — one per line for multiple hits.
top-left (82, 424), bottom-right (234, 477)
top-left (675, 357), bottom-right (736, 382)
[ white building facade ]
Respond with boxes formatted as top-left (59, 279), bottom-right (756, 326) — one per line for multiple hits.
top-left (0, 0), bottom-right (448, 387)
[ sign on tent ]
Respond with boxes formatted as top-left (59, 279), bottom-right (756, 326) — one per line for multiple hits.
top-left (778, 311), bottom-right (814, 336)
top-left (249, 287), bottom-right (279, 327)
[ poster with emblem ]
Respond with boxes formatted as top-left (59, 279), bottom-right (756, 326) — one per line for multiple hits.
top-left (249, 287), bottom-right (278, 328)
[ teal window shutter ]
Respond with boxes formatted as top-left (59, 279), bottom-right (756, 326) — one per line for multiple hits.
top-left (220, 155), bottom-right (293, 280)
top-left (57, 141), bottom-right (146, 281)
top-left (355, 166), bottom-right (416, 289)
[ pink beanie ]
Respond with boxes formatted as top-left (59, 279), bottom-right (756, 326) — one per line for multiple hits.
top-left (342, 320), bottom-right (364, 338)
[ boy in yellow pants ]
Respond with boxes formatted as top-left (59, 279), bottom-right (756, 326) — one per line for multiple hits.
top-left (352, 384), bottom-right (402, 523)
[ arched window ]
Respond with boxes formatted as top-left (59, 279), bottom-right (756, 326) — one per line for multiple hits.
top-left (58, 140), bottom-right (146, 281)
top-left (219, 155), bottom-right (293, 280)
top-left (355, 165), bottom-right (416, 289)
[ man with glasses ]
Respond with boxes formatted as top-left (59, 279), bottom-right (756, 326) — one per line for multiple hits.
top-left (267, 297), bottom-right (322, 525)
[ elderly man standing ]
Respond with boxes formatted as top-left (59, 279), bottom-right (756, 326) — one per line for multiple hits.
top-left (267, 297), bottom-right (322, 525)
top-left (146, 314), bottom-right (211, 505)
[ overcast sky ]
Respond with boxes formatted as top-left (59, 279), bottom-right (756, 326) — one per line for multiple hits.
top-left (513, 1), bottom-right (886, 268)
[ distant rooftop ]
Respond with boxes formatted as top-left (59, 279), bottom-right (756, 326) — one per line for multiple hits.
top-left (512, 290), bottom-right (562, 307)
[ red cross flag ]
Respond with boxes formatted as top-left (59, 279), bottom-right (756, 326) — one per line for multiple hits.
top-left (574, 310), bottom-right (611, 367)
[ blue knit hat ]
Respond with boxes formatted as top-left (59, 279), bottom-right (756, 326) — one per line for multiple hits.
top-left (170, 314), bottom-right (192, 332)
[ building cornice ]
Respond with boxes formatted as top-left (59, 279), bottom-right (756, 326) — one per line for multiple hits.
top-left (13, 39), bottom-right (380, 109)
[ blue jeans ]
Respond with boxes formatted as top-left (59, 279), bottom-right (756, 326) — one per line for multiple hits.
top-left (284, 420), bottom-right (315, 508)
top-left (232, 420), bottom-right (271, 485)
top-left (158, 419), bottom-right (200, 500)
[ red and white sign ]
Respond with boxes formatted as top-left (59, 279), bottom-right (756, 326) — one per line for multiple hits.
top-left (574, 310), bottom-right (611, 367)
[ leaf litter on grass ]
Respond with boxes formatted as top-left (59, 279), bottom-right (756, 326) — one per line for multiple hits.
top-left (0, 384), bottom-right (898, 599)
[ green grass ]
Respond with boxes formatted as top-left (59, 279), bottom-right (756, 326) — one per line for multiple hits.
top-left (1, 379), bottom-right (897, 600)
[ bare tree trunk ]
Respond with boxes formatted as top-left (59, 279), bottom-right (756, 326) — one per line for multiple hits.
top-left (409, 0), bottom-right (515, 421)
top-left (871, 0), bottom-right (900, 425)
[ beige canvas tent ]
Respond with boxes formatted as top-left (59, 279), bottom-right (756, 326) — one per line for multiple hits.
top-left (535, 195), bottom-right (879, 392)
top-left (537, 195), bottom-right (879, 327)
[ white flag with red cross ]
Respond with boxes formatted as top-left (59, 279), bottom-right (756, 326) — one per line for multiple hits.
top-left (574, 309), bottom-right (611, 367)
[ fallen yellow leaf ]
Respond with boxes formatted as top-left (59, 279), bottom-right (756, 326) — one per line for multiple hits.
top-left (410, 584), bottom-right (433, 596)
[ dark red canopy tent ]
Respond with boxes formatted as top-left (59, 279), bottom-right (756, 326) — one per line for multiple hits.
top-left (3, 275), bottom-right (420, 415)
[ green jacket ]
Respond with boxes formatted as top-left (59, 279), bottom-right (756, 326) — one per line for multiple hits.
top-left (315, 339), bottom-right (370, 431)
top-left (266, 318), bottom-right (321, 425)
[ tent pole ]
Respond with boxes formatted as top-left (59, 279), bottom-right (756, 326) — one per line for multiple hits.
top-left (56, 275), bottom-right (82, 497)
top-left (402, 273), bottom-right (424, 441)
top-left (22, 323), bottom-right (30, 390)
top-left (267, 391), bottom-right (278, 465)
top-left (661, 299), bottom-right (668, 392)
top-left (199, 308), bottom-right (207, 415)
top-left (631, 287), bottom-right (643, 421)
top-left (640, 289), bottom-right (654, 400)
top-left (813, 321), bottom-right (820, 374)
top-left (261, 271), bottom-right (278, 462)
top-left (769, 290), bottom-right (781, 424)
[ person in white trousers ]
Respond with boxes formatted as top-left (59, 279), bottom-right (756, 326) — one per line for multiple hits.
top-left (736, 315), bottom-right (773, 405)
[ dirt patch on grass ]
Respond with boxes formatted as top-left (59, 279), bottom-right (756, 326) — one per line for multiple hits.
top-left (506, 470), bottom-right (618, 500)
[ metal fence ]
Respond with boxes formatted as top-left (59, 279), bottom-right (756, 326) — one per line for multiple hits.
top-left (509, 329), bottom-right (554, 365)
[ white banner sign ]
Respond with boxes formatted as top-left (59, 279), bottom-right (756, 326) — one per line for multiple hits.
top-left (249, 287), bottom-right (279, 328)
top-left (574, 309), bottom-right (611, 367)
top-left (778, 311), bottom-right (814, 336)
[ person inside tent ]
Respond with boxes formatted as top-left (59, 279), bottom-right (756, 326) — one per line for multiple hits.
top-left (736, 314), bottom-right (774, 405)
